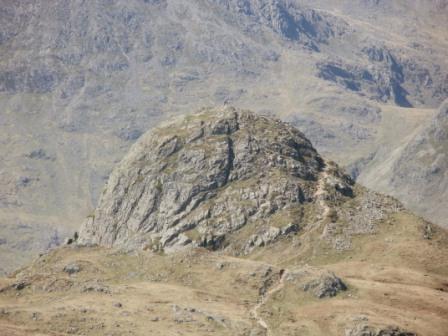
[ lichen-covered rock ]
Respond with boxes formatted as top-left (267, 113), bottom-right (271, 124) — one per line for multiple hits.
top-left (79, 107), bottom-right (353, 253)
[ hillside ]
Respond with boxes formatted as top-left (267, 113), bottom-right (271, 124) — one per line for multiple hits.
top-left (1, 0), bottom-right (447, 273)
top-left (358, 100), bottom-right (448, 228)
top-left (1, 108), bottom-right (447, 336)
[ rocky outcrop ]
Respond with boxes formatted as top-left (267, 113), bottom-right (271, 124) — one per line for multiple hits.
top-left (303, 271), bottom-right (347, 298)
top-left (79, 107), bottom-right (353, 253)
top-left (285, 266), bottom-right (348, 299)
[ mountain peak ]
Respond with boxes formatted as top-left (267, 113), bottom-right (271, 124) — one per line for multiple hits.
top-left (79, 106), bottom-right (355, 253)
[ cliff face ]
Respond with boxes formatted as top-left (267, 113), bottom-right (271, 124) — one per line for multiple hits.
top-left (79, 107), bottom-right (355, 253)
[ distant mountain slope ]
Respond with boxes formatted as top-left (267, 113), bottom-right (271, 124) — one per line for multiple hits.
top-left (0, 0), bottom-right (447, 273)
top-left (358, 100), bottom-right (448, 227)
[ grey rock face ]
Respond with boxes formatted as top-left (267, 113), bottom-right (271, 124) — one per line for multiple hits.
top-left (79, 107), bottom-right (352, 252)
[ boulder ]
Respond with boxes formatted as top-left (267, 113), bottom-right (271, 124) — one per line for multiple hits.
top-left (303, 272), bottom-right (347, 298)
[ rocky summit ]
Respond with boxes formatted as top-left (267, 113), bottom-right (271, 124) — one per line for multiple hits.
top-left (79, 106), bottom-right (352, 253)
top-left (2, 107), bottom-right (448, 336)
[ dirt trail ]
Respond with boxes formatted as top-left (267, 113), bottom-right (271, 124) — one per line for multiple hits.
top-left (250, 270), bottom-right (288, 335)
top-left (314, 163), bottom-right (331, 219)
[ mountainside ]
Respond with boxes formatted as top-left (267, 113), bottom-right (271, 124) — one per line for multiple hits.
top-left (1, 108), bottom-right (447, 336)
top-left (1, 0), bottom-right (448, 273)
top-left (358, 100), bottom-right (448, 227)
